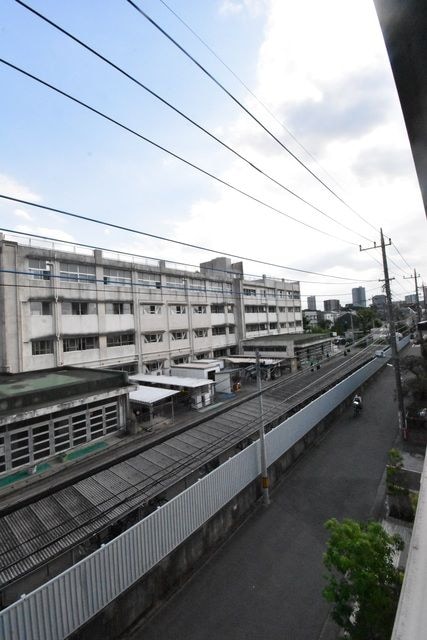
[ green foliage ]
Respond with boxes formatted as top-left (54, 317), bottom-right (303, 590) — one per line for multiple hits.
top-left (323, 518), bottom-right (403, 640)
top-left (386, 449), bottom-right (407, 497)
top-left (356, 308), bottom-right (379, 334)
top-left (401, 354), bottom-right (427, 400)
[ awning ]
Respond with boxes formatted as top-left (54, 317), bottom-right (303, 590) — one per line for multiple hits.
top-left (129, 387), bottom-right (180, 405)
top-left (129, 374), bottom-right (215, 389)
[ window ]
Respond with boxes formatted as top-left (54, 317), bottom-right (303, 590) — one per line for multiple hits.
top-left (223, 283), bottom-right (232, 294)
top-left (211, 304), bottom-right (225, 314)
top-left (294, 306), bottom-right (301, 312)
top-left (32, 340), bottom-right (54, 355)
top-left (62, 301), bottom-right (97, 315)
top-left (227, 304), bottom-right (234, 313)
top-left (270, 322), bottom-right (277, 329)
top-left (189, 279), bottom-right (205, 292)
top-left (245, 305), bottom-right (266, 313)
top-left (30, 301), bottom-right (52, 316)
top-left (63, 336), bottom-right (99, 352)
top-left (212, 326), bottom-right (226, 336)
top-left (193, 305), bottom-right (207, 314)
top-left (195, 352), bottom-right (210, 360)
top-left (243, 288), bottom-right (256, 297)
top-left (171, 330), bottom-right (188, 341)
top-left (103, 267), bottom-right (131, 286)
top-left (144, 360), bottom-right (164, 373)
top-left (213, 348), bottom-right (227, 357)
top-left (143, 333), bottom-right (163, 343)
top-left (142, 304), bottom-right (162, 314)
top-left (228, 325), bottom-right (235, 334)
top-left (170, 305), bottom-right (186, 315)
top-left (208, 281), bottom-right (223, 292)
top-left (194, 328), bottom-right (208, 338)
top-left (28, 258), bottom-right (51, 280)
top-left (106, 334), bottom-right (135, 347)
top-left (60, 262), bottom-right (95, 282)
top-left (105, 302), bottom-right (133, 315)
top-left (138, 272), bottom-right (161, 289)
top-left (173, 356), bottom-right (189, 365)
top-left (165, 275), bottom-right (185, 289)
top-left (268, 306), bottom-right (277, 313)
top-left (278, 290), bottom-right (285, 299)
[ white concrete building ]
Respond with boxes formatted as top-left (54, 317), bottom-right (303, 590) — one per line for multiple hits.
top-left (0, 237), bottom-right (302, 374)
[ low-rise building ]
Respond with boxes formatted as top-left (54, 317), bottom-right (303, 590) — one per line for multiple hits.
top-left (0, 367), bottom-right (133, 475)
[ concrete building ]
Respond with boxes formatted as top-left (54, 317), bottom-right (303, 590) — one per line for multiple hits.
top-left (241, 332), bottom-right (333, 369)
top-left (307, 295), bottom-right (316, 311)
top-left (0, 237), bottom-right (302, 375)
top-left (323, 299), bottom-right (340, 313)
top-left (405, 294), bottom-right (418, 304)
top-left (303, 309), bottom-right (320, 330)
top-left (0, 367), bottom-right (132, 475)
top-left (352, 286), bottom-right (366, 307)
top-left (372, 294), bottom-right (388, 320)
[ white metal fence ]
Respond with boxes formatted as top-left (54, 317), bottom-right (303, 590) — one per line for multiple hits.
top-left (0, 338), bottom-right (408, 640)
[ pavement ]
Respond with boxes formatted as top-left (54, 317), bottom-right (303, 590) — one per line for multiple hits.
top-left (123, 358), bottom-right (404, 640)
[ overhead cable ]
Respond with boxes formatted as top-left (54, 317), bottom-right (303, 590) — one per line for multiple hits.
top-left (125, 0), bottom-right (379, 235)
top-left (14, 0), bottom-right (374, 244)
top-left (0, 194), bottom-right (368, 281)
top-left (0, 58), bottom-right (361, 248)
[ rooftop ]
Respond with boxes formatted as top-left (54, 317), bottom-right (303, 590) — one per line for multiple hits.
top-left (0, 367), bottom-right (130, 417)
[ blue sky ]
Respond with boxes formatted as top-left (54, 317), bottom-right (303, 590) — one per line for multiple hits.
top-left (1, 0), bottom-right (426, 307)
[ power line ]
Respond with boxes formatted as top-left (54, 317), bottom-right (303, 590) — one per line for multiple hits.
top-left (125, 0), bottom-right (379, 235)
top-left (157, 0), bottom-right (346, 193)
top-left (156, 0), bottom-right (417, 276)
top-left (13, 0), bottom-right (374, 245)
top-left (0, 58), bottom-right (361, 249)
top-left (0, 227), bottom-right (380, 286)
top-left (0, 194), bottom-right (368, 281)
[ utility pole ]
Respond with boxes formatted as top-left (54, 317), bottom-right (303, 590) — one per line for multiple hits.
top-left (403, 269), bottom-right (422, 342)
top-left (360, 229), bottom-right (407, 437)
top-left (255, 350), bottom-right (270, 506)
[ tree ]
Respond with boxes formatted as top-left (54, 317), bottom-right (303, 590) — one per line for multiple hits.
top-left (401, 351), bottom-right (427, 400)
top-left (323, 518), bottom-right (403, 640)
top-left (356, 308), bottom-right (381, 334)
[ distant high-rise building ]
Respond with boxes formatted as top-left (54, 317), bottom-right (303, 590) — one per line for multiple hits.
top-left (307, 296), bottom-right (316, 311)
top-left (324, 299), bottom-right (340, 312)
top-left (352, 286), bottom-right (366, 307)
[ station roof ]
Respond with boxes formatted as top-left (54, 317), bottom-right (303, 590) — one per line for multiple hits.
top-left (129, 374), bottom-right (215, 389)
top-left (129, 387), bottom-right (179, 404)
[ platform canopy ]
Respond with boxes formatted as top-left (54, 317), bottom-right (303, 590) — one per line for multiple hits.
top-left (129, 374), bottom-right (215, 389)
top-left (129, 387), bottom-right (179, 405)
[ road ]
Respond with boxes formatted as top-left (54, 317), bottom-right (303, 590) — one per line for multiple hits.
top-left (124, 360), bottom-right (400, 640)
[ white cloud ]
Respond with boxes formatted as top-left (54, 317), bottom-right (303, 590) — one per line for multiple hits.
top-left (13, 208), bottom-right (33, 221)
top-left (218, 0), bottom-right (266, 18)
top-left (0, 174), bottom-right (41, 203)
top-left (15, 225), bottom-right (74, 243)
top-left (167, 0), bottom-right (425, 306)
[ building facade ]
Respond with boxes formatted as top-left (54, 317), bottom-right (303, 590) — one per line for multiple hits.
top-left (307, 295), bottom-right (316, 311)
top-left (0, 367), bottom-right (132, 475)
top-left (0, 237), bottom-right (302, 375)
top-left (352, 286), bottom-right (366, 307)
top-left (323, 299), bottom-right (340, 312)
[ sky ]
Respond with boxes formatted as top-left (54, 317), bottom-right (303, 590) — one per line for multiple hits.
top-left (1, 0), bottom-right (426, 308)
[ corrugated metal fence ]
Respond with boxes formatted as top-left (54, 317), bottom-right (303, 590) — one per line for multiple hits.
top-left (0, 339), bottom-right (408, 640)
